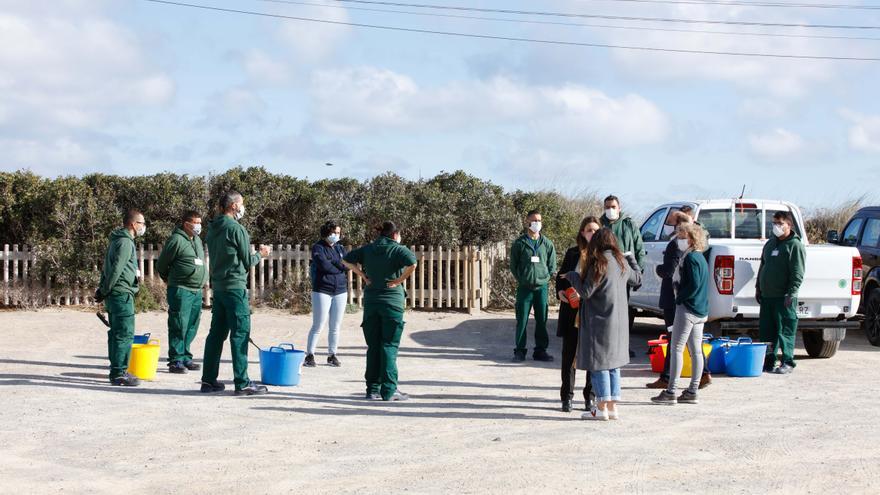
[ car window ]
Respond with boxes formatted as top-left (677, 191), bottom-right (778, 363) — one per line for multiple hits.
top-left (659, 207), bottom-right (683, 241)
top-left (841, 218), bottom-right (864, 246)
top-left (765, 209), bottom-right (802, 238)
top-left (640, 208), bottom-right (668, 242)
top-left (734, 208), bottom-right (762, 239)
top-left (699, 209), bottom-right (732, 239)
top-left (860, 218), bottom-right (880, 248)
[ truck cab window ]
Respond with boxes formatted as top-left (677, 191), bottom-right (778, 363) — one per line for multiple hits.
top-left (698, 210), bottom-right (732, 239)
top-left (640, 208), bottom-right (668, 242)
top-left (734, 208), bottom-right (762, 239)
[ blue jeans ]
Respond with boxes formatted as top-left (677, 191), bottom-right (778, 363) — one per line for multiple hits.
top-left (589, 368), bottom-right (621, 403)
top-left (307, 292), bottom-right (347, 355)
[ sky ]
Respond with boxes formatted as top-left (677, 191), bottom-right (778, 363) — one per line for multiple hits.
top-left (1, 0), bottom-right (879, 215)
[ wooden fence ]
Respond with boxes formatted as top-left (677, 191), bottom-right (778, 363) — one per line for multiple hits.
top-left (1, 243), bottom-right (507, 313)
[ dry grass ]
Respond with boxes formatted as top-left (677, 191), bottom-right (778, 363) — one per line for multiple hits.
top-left (803, 198), bottom-right (865, 244)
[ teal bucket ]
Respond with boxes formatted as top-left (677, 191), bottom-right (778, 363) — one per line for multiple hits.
top-left (723, 337), bottom-right (768, 377)
top-left (704, 333), bottom-right (730, 374)
top-left (259, 343), bottom-right (305, 386)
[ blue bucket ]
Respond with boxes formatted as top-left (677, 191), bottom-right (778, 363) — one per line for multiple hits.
top-left (723, 337), bottom-right (768, 377)
top-left (259, 343), bottom-right (305, 386)
top-left (704, 333), bottom-right (730, 374)
top-left (132, 333), bottom-right (151, 345)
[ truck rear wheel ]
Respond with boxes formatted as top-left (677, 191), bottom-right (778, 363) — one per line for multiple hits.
top-left (803, 331), bottom-right (840, 358)
top-left (864, 290), bottom-right (880, 347)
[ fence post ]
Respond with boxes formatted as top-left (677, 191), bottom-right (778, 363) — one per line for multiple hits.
top-left (469, 246), bottom-right (481, 315)
top-left (249, 244), bottom-right (256, 302)
top-left (454, 247), bottom-right (461, 309)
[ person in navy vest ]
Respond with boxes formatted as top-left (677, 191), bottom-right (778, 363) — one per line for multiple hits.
top-left (305, 221), bottom-right (350, 368)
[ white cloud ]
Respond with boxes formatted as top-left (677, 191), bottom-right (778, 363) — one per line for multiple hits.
top-left (580, 1), bottom-right (860, 98)
top-left (748, 128), bottom-right (805, 157)
top-left (309, 66), bottom-right (668, 148)
top-left (841, 110), bottom-right (880, 152)
top-left (0, 1), bottom-right (174, 169)
top-left (273, 0), bottom-right (351, 62)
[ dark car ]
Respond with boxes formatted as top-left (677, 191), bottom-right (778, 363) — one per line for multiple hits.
top-left (828, 206), bottom-right (880, 346)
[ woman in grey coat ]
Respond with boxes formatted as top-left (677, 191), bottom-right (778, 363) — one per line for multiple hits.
top-left (566, 228), bottom-right (642, 421)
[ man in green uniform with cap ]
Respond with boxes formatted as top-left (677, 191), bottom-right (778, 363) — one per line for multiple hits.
top-left (157, 210), bottom-right (208, 374)
top-left (343, 221), bottom-right (417, 401)
top-left (756, 210), bottom-right (806, 375)
top-left (200, 191), bottom-right (271, 395)
top-left (95, 209), bottom-right (146, 386)
top-left (510, 209), bottom-right (557, 363)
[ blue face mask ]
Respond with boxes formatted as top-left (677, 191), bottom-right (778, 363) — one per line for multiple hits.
top-left (327, 233), bottom-right (340, 245)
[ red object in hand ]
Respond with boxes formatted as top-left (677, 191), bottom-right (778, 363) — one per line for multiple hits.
top-left (564, 287), bottom-right (580, 309)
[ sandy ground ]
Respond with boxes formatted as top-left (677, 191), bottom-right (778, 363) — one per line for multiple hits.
top-left (1, 307), bottom-right (879, 495)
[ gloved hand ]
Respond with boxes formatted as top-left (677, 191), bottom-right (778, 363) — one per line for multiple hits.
top-left (784, 295), bottom-right (793, 308)
top-left (755, 288), bottom-right (762, 305)
top-left (94, 289), bottom-right (105, 304)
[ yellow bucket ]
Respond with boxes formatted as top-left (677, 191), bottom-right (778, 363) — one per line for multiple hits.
top-left (128, 339), bottom-right (160, 380)
top-left (660, 342), bottom-right (713, 378)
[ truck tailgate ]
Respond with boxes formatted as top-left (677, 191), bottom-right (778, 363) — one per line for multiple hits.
top-left (710, 244), bottom-right (860, 320)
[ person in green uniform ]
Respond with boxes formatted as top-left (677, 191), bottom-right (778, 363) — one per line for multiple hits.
top-left (157, 210), bottom-right (208, 374)
top-left (601, 195), bottom-right (646, 349)
top-left (95, 209), bottom-right (145, 386)
top-left (200, 191), bottom-right (271, 396)
top-left (756, 211), bottom-right (806, 375)
top-left (342, 221), bottom-right (417, 402)
top-left (510, 209), bottom-right (557, 363)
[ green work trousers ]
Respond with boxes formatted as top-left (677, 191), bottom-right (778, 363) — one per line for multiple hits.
top-left (514, 285), bottom-right (549, 353)
top-left (201, 289), bottom-right (252, 390)
top-left (759, 296), bottom-right (798, 368)
top-left (105, 293), bottom-right (136, 380)
top-left (361, 303), bottom-right (405, 400)
top-left (167, 286), bottom-right (203, 363)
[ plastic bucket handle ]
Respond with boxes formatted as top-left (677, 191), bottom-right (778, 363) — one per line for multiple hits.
top-left (278, 343), bottom-right (295, 351)
top-left (142, 333), bottom-right (151, 338)
top-left (736, 337), bottom-right (753, 344)
top-left (268, 347), bottom-right (286, 353)
top-left (704, 333), bottom-right (714, 339)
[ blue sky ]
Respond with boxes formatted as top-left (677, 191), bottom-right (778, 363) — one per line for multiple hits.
top-left (1, 0), bottom-right (879, 215)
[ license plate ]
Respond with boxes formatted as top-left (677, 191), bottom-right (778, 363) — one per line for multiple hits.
top-left (797, 305), bottom-right (811, 318)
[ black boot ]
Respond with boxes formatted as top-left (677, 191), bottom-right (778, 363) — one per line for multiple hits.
top-left (562, 400), bottom-right (572, 413)
top-left (533, 349), bottom-right (554, 362)
top-left (110, 373), bottom-right (140, 387)
top-left (235, 381), bottom-right (269, 396)
top-left (183, 361), bottom-right (201, 371)
top-left (304, 354), bottom-right (316, 367)
top-left (200, 380), bottom-right (225, 393)
top-left (167, 361), bottom-right (187, 374)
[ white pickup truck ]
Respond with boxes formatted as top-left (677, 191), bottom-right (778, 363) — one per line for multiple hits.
top-left (630, 199), bottom-right (863, 358)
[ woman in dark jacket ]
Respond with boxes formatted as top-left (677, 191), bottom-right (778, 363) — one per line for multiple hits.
top-left (566, 228), bottom-right (642, 421)
top-left (556, 216), bottom-right (601, 413)
top-left (305, 221), bottom-right (349, 368)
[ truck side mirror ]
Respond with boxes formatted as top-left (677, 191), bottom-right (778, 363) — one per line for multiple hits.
top-left (826, 230), bottom-right (839, 244)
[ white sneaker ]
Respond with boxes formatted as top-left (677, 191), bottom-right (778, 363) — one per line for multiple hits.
top-left (608, 408), bottom-right (619, 421)
top-left (582, 407), bottom-right (609, 421)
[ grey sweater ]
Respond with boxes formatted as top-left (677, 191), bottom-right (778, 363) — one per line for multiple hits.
top-left (566, 251), bottom-right (642, 371)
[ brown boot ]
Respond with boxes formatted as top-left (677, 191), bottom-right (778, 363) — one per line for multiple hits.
top-left (699, 373), bottom-right (712, 389)
top-left (646, 377), bottom-right (668, 389)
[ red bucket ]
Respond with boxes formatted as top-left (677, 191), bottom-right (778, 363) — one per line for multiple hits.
top-left (648, 334), bottom-right (669, 373)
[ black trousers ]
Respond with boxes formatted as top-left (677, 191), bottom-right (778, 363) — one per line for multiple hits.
top-left (558, 304), bottom-right (592, 403)
top-left (660, 305), bottom-right (710, 381)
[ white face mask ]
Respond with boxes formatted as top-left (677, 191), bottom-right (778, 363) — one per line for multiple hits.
top-left (136, 225), bottom-right (146, 237)
top-left (394, 234), bottom-right (402, 244)
top-left (529, 221), bottom-right (542, 234)
top-left (605, 208), bottom-right (620, 221)
top-left (190, 223), bottom-right (202, 236)
top-left (662, 224), bottom-right (675, 237)
top-left (234, 204), bottom-right (245, 220)
top-left (772, 223), bottom-right (786, 238)
top-left (327, 233), bottom-right (340, 244)
top-left (676, 238), bottom-right (690, 252)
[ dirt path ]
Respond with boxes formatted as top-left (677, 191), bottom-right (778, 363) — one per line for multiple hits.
top-left (1, 308), bottom-right (878, 494)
